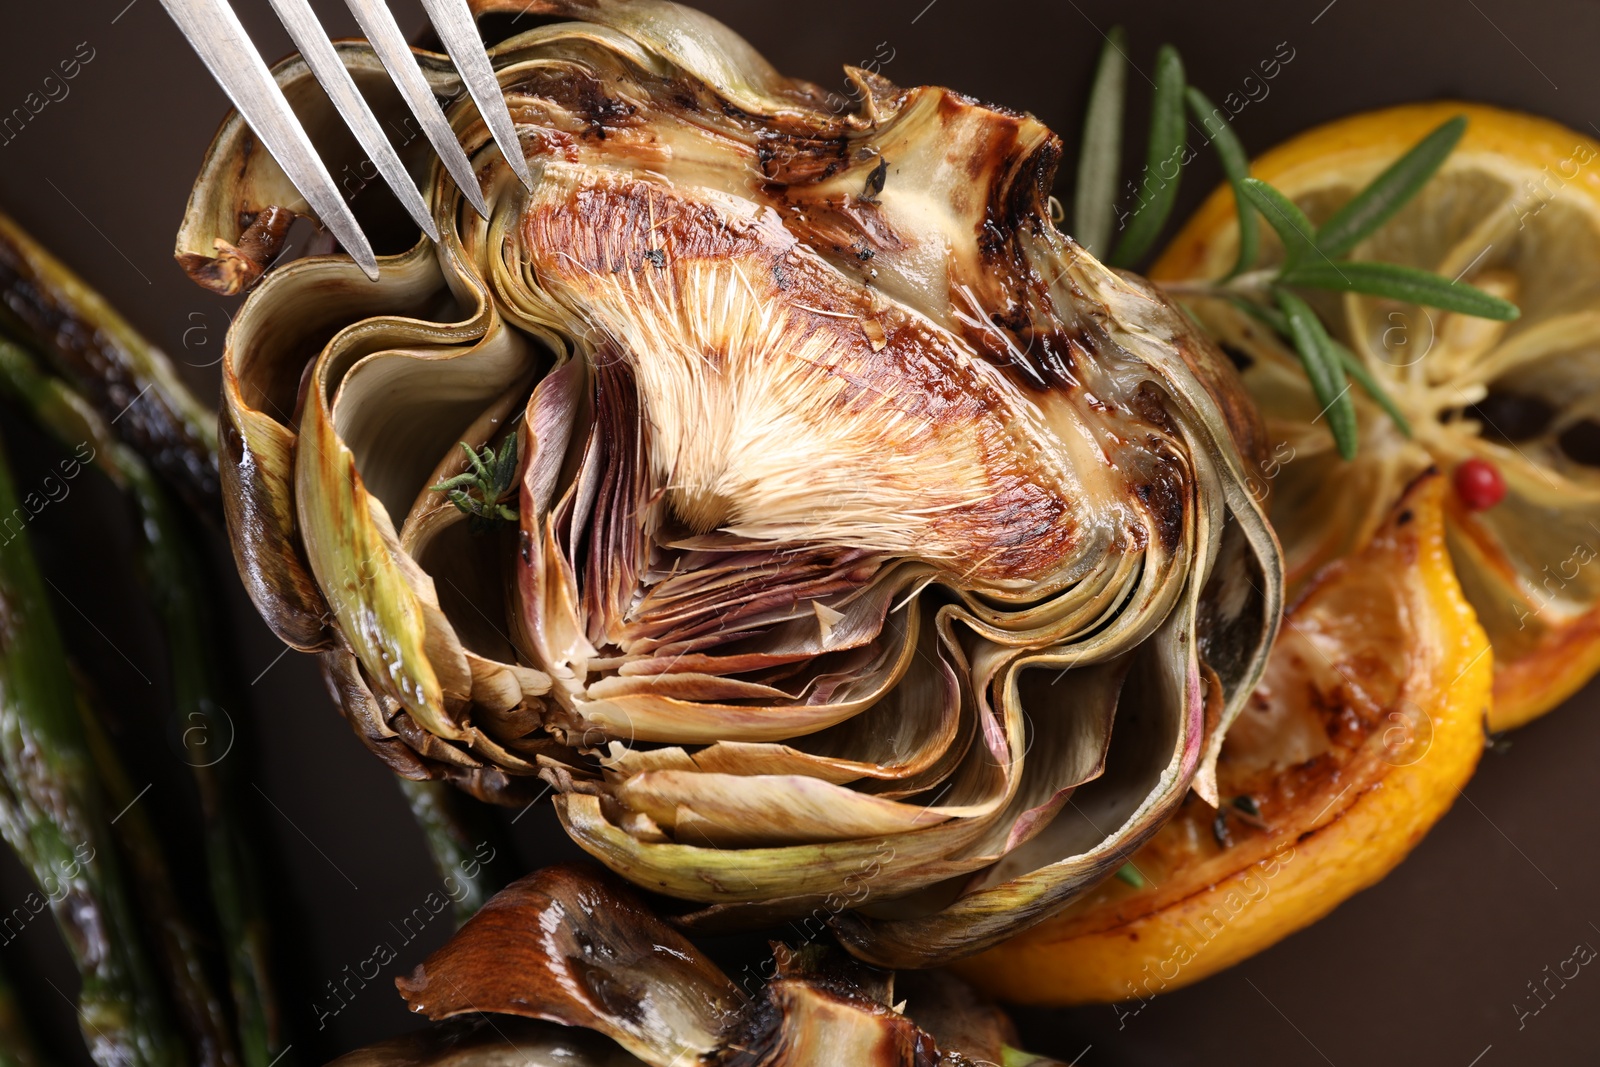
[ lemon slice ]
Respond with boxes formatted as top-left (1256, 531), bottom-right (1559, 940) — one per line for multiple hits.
top-left (1153, 101), bottom-right (1600, 730)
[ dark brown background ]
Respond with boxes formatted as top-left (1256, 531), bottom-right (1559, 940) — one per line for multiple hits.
top-left (0, 0), bottom-right (1597, 1064)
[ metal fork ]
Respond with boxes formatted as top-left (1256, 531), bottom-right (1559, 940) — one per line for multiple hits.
top-left (160, 0), bottom-right (533, 280)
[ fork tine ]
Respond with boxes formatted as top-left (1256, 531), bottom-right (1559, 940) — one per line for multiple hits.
top-left (344, 0), bottom-right (491, 219)
top-left (159, 0), bottom-right (379, 279)
top-left (267, 0), bottom-right (440, 242)
top-left (421, 0), bottom-right (534, 190)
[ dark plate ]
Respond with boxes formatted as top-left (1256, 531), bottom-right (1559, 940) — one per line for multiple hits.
top-left (0, 1), bottom-right (1595, 1064)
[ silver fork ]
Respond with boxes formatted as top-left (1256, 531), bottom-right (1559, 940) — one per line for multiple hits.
top-left (160, 0), bottom-right (533, 280)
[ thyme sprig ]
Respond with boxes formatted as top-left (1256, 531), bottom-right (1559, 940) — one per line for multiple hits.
top-left (1068, 34), bottom-right (1521, 459)
top-left (432, 438), bottom-right (520, 530)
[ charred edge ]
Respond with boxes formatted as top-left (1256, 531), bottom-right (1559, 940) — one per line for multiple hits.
top-left (1131, 381), bottom-right (1180, 439)
top-left (862, 156), bottom-right (889, 202)
top-left (715, 987), bottom-right (786, 1067)
top-left (757, 131), bottom-right (854, 186)
top-left (176, 205), bottom-right (294, 297)
top-left (714, 982), bottom-right (942, 1067)
top-left (1133, 454), bottom-right (1186, 554)
top-left (515, 66), bottom-right (639, 140)
top-left (960, 130), bottom-right (1086, 393)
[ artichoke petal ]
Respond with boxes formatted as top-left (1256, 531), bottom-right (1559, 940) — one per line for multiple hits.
top-left (222, 239), bottom-right (450, 649)
top-left (177, 43), bottom-right (459, 295)
top-left (397, 866), bottom-right (741, 1065)
top-left (834, 585), bottom-right (1210, 966)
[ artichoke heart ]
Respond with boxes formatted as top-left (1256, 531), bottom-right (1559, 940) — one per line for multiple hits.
top-left (182, 0), bottom-right (1282, 964)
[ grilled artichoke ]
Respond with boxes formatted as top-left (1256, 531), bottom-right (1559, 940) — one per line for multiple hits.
top-left (339, 864), bottom-right (1061, 1067)
top-left (180, 0), bottom-right (1281, 964)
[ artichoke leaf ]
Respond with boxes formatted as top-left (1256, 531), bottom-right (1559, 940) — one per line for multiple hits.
top-left (223, 239), bottom-right (451, 650)
top-left (296, 247), bottom-right (524, 741)
top-left (1064, 262), bottom-right (1283, 789)
top-left (177, 43), bottom-right (460, 294)
top-left (560, 608), bottom-right (1066, 913)
top-left (601, 603), bottom-right (965, 794)
top-left (721, 980), bottom-right (937, 1067)
top-left (386, 865), bottom-right (1052, 1067)
top-left (333, 333), bottom-right (536, 526)
top-left (941, 526), bottom-right (1141, 646)
top-left (562, 602), bottom-right (920, 746)
top-left (556, 789), bottom-right (1001, 911)
top-left (468, 0), bottom-right (827, 119)
top-left (397, 865), bottom-right (740, 1065)
top-left (835, 586), bottom-right (1210, 967)
top-left (520, 357), bottom-right (592, 520)
top-left (321, 649), bottom-right (556, 805)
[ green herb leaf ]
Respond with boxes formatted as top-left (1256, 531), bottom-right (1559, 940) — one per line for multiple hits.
top-left (1239, 178), bottom-right (1319, 271)
top-left (464, 440), bottom-right (492, 482)
top-left (1332, 340), bottom-right (1412, 437)
top-left (1229, 294), bottom-right (1290, 335)
top-left (432, 470), bottom-right (477, 494)
top-left (1315, 115), bottom-right (1467, 258)
top-left (432, 437), bottom-right (520, 530)
top-left (1114, 862), bottom-right (1146, 889)
top-left (1109, 44), bottom-right (1186, 267)
top-left (1279, 260), bottom-right (1520, 320)
top-left (1275, 287), bottom-right (1358, 459)
top-left (1185, 86), bottom-right (1258, 277)
top-left (1227, 297), bottom-right (1412, 439)
top-left (1072, 26), bottom-right (1128, 257)
top-left (492, 434), bottom-right (520, 496)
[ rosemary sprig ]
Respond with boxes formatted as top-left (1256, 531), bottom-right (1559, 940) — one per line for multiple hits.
top-left (1236, 117), bottom-right (1518, 318)
top-left (1109, 44), bottom-right (1186, 267)
top-left (1072, 26), bottom-right (1128, 257)
top-left (1064, 45), bottom-right (1519, 458)
top-left (1233, 121), bottom-right (1514, 455)
top-left (1277, 259), bottom-right (1519, 319)
top-left (1229, 297), bottom-right (1412, 438)
top-left (1276, 287), bottom-right (1360, 459)
top-left (1240, 177), bottom-right (1320, 272)
top-left (1314, 115), bottom-right (1466, 257)
top-left (1185, 86), bottom-right (1258, 278)
top-left (432, 439), bottom-right (519, 530)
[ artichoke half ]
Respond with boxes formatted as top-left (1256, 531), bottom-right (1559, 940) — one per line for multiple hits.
top-left (340, 865), bottom-right (1060, 1067)
top-left (179, 0), bottom-right (1281, 964)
